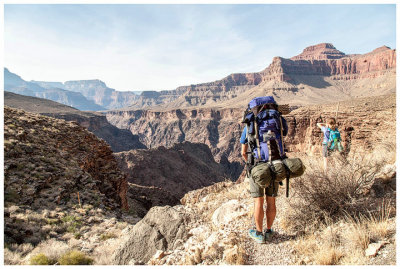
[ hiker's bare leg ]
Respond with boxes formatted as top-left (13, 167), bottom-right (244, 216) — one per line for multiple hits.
top-left (254, 197), bottom-right (264, 232)
top-left (265, 196), bottom-right (276, 229)
top-left (323, 157), bottom-right (328, 172)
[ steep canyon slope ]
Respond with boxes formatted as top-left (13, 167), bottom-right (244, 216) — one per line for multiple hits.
top-left (114, 142), bottom-right (228, 202)
top-left (4, 91), bottom-right (146, 152)
top-left (4, 107), bottom-right (128, 246)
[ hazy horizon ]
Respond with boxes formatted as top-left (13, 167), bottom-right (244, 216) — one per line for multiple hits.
top-left (5, 4), bottom-right (396, 92)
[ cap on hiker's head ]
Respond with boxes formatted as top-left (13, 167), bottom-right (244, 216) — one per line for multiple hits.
top-left (249, 96), bottom-right (276, 109)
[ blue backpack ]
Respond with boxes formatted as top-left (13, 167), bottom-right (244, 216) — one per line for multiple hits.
top-left (327, 128), bottom-right (343, 152)
top-left (242, 96), bottom-right (288, 163)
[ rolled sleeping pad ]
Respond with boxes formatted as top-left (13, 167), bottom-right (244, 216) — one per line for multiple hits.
top-left (283, 158), bottom-right (306, 178)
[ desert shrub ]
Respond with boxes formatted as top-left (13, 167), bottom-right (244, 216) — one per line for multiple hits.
top-left (61, 215), bottom-right (83, 233)
top-left (4, 248), bottom-right (23, 265)
top-left (28, 238), bottom-right (69, 264)
top-left (29, 253), bottom-right (52, 265)
top-left (100, 232), bottom-right (117, 241)
top-left (58, 250), bottom-right (93, 265)
top-left (283, 152), bottom-right (385, 231)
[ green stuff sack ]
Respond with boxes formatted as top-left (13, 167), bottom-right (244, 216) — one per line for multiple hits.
top-left (271, 160), bottom-right (287, 182)
top-left (251, 162), bottom-right (272, 188)
top-left (283, 158), bottom-right (305, 178)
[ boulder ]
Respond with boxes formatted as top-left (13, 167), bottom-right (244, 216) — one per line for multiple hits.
top-left (365, 241), bottom-right (389, 257)
top-left (111, 206), bottom-right (188, 264)
top-left (211, 200), bottom-right (247, 227)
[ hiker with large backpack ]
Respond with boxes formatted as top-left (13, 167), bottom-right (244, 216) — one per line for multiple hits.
top-left (240, 96), bottom-right (305, 244)
top-left (317, 117), bottom-right (343, 172)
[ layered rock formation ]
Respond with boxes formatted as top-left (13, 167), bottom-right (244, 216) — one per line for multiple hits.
top-left (120, 43), bottom-right (396, 109)
top-left (8, 43), bottom-right (395, 111)
top-left (113, 142), bottom-right (228, 200)
top-left (5, 91), bottom-right (146, 152)
top-left (284, 93), bottom-right (396, 155)
top-left (63, 80), bottom-right (140, 109)
top-left (4, 106), bottom-right (128, 246)
top-left (107, 94), bottom-right (395, 181)
top-left (261, 44), bottom-right (396, 82)
top-left (4, 68), bottom-right (105, 111)
top-left (107, 108), bottom-right (244, 179)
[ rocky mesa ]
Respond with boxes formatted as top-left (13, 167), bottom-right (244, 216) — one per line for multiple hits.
top-left (123, 43), bottom-right (396, 109)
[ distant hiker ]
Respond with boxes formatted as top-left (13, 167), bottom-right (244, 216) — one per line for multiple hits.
top-left (317, 117), bottom-right (343, 171)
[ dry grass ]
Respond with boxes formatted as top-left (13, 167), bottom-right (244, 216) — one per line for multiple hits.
top-left (344, 215), bottom-right (370, 250)
top-left (313, 245), bottom-right (344, 265)
top-left (339, 250), bottom-right (369, 265)
top-left (367, 200), bottom-right (395, 241)
top-left (4, 243), bottom-right (34, 265)
top-left (292, 199), bottom-right (395, 265)
top-left (4, 248), bottom-right (23, 265)
top-left (223, 245), bottom-right (247, 265)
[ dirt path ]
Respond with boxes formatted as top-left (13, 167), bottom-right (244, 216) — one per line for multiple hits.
top-left (239, 193), bottom-right (298, 265)
top-left (241, 212), bottom-right (298, 265)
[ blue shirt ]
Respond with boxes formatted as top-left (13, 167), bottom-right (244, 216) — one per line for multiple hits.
top-left (240, 126), bottom-right (247, 144)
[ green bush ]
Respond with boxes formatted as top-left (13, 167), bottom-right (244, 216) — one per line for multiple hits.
top-left (58, 250), bottom-right (93, 265)
top-left (30, 253), bottom-right (52, 265)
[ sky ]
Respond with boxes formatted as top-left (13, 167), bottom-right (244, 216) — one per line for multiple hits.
top-left (4, 4), bottom-right (397, 91)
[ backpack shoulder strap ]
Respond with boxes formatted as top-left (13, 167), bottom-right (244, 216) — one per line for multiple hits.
top-left (254, 120), bottom-right (261, 161)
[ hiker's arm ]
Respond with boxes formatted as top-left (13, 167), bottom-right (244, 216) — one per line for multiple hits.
top-left (316, 123), bottom-right (325, 129)
top-left (241, 144), bottom-right (248, 162)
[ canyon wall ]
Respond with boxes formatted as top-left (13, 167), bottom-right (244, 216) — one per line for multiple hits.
top-left (107, 94), bottom-right (395, 180)
top-left (125, 43), bottom-right (396, 109)
top-left (114, 142), bottom-right (228, 202)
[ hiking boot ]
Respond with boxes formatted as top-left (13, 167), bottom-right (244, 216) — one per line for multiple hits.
top-left (264, 229), bottom-right (274, 242)
top-left (249, 229), bottom-right (265, 244)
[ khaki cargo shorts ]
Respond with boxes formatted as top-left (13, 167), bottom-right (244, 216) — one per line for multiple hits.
top-left (247, 175), bottom-right (280, 198)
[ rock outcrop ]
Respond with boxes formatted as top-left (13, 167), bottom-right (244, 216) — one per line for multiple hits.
top-left (113, 142), bottom-right (229, 200)
top-left (4, 106), bottom-right (128, 245)
top-left (127, 183), bottom-right (180, 218)
top-left (111, 206), bottom-right (188, 265)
